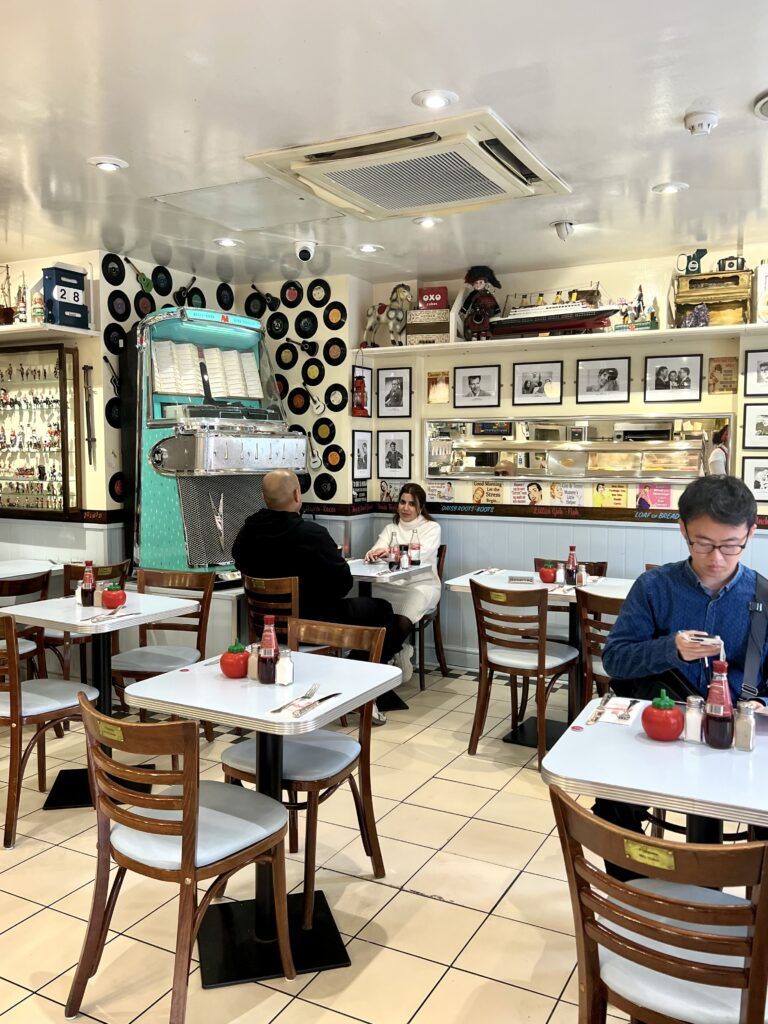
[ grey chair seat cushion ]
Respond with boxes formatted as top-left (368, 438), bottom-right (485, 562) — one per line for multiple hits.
top-left (0, 679), bottom-right (98, 717)
top-left (0, 638), bottom-right (36, 657)
top-left (112, 646), bottom-right (201, 675)
top-left (222, 730), bottom-right (361, 783)
top-left (110, 779), bottom-right (287, 871)
top-left (486, 641), bottom-right (578, 672)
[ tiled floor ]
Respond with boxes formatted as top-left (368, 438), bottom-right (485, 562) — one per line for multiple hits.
top-left (0, 668), bottom-right (631, 1023)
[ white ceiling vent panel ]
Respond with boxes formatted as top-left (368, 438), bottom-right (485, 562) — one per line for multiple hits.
top-left (246, 109), bottom-right (570, 221)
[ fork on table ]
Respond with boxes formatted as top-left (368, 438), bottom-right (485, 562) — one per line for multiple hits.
top-left (270, 683), bottom-right (319, 714)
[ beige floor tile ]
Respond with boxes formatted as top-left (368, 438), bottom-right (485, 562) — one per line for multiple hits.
top-left (407, 690), bottom-right (469, 711)
top-left (456, 916), bottom-right (576, 997)
top-left (59, 825), bottom-right (99, 857)
top-left (359, 890), bottom-right (484, 964)
top-left (526, 835), bottom-right (569, 881)
top-left (406, 777), bottom-right (496, 817)
top-left (125, 896), bottom-right (200, 960)
top-left (0, 834), bottom-right (52, 872)
top-left (475, 789), bottom-right (556, 834)
top-left (444, 818), bottom-right (545, 871)
top-left (275, 997), bottom-right (376, 1022)
top-left (0, 908), bottom-right (111, 989)
top-left (428, 709), bottom-right (504, 736)
top-left (503, 767), bottom-right (552, 801)
top-left (317, 787), bottom-right (398, 830)
top-left (53, 868), bottom-right (177, 932)
top-left (304, 869), bottom-right (396, 935)
top-left (493, 871), bottom-right (575, 935)
top-left (375, 742), bottom-right (460, 775)
top-left (370, 718), bottom-right (429, 744)
top-left (0, 978), bottom-right (30, 1015)
top-left (368, 765), bottom-right (428, 801)
top-left (410, 967), bottom-right (556, 1023)
top-left (376, 802), bottom-right (468, 849)
top-left (325, 835), bottom-right (434, 889)
top-left (218, 857), bottom-right (306, 903)
top-left (16, 801), bottom-right (96, 844)
top-left (0, 845), bottom-right (97, 903)
top-left (133, 966), bottom-right (291, 1022)
top-left (285, 820), bottom-right (360, 867)
top-left (455, 694), bottom-right (512, 718)
top-left (0, 890), bottom-right (44, 934)
top-left (437, 753), bottom-right (523, 790)
top-left (410, 727), bottom-right (474, 757)
top-left (406, 851), bottom-right (518, 912)
top-left (300, 937), bottom-right (445, 1024)
top-left (553, 985), bottom-right (628, 1022)
top-left (0, 994), bottom-right (102, 1022)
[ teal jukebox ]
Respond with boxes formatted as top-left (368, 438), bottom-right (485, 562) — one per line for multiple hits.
top-left (127, 308), bottom-right (306, 577)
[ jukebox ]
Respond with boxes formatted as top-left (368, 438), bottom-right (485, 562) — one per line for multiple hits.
top-left (124, 307), bottom-right (306, 578)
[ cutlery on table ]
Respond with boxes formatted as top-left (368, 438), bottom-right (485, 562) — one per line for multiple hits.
top-left (618, 699), bottom-right (640, 721)
top-left (90, 609), bottom-right (139, 623)
top-left (270, 684), bottom-right (319, 714)
top-left (292, 693), bottom-right (341, 718)
top-left (586, 691), bottom-right (614, 725)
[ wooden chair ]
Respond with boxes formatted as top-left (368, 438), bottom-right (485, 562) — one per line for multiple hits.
top-left (550, 783), bottom-right (768, 1024)
top-left (533, 557), bottom-right (608, 578)
top-left (0, 571), bottom-right (51, 680)
top-left (576, 589), bottom-right (625, 710)
top-left (469, 579), bottom-right (578, 768)
top-left (533, 557), bottom-right (608, 641)
top-left (45, 560), bottom-right (130, 685)
top-left (222, 618), bottom-right (386, 929)
top-left (645, 563), bottom-right (660, 570)
top-left (66, 696), bottom-right (294, 1024)
top-left (242, 575), bottom-right (299, 645)
top-left (0, 614), bottom-right (97, 848)
top-left (412, 543), bottom-right (449, 690)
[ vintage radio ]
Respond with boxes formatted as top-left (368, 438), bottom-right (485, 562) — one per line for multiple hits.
top-left (406, 307), bottom-right (449, 345)
top-left (674, 270), bottom-right (752, 327)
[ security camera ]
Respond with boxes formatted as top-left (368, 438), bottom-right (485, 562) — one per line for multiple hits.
top-left (552, 220), bottom-right (574, 242)
top-left (295, 241), bottom-right (316, 262)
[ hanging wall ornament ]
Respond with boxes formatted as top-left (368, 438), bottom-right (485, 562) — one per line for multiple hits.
top-left (313, 473), bottom-right (337, 500)
top-left (275, 343), bottom-right (298, 370)
top-left (134, 291), bottom-right (156, 318)
top-left (323, 338), bottom-right (347, 366)
top-left (103, 323), bottom-right (126, 355)
top-left (322, 444), bottom-right (346, 472)
top-left (324, 383), bottom-right (348, 412)
top-left (187, 287), bottom-right (206, 308)
top-left (280, 280), bottom-right (303, 308)
top-left (152, 266), bottom-right (173, 296)
top-left (216, 282), bottom-right (234, 310)
top-left (105, 397), bottom-right (122, 429)
top-left (107, 290), bottom-right (131, 322)
top-left (101, 253), bottom-right (126, 287)
top-left (312, 418), bottom-right (336, 445)
top-left (307, 278), bottom-right (331, 308)
top-left (301, 357), bottom-right (325, 386)
top-left (295, 310), bottom-right (318, 339)
top-left (274, 373), bottom-right (289, 399)
top-left (287, 387), bottom-right (310, 415)
top-left (244, 290), bottom-right (267, 319)
top-left (323, 301), bottom-right (347, 330)
top-left (267, 312), bottom-right (289, 339)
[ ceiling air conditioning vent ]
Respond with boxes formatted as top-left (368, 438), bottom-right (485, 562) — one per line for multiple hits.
top-left (245, 109), bottom-right (570, 221)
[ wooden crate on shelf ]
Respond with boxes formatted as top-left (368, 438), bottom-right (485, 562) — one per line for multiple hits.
top-left (674, 269), bottom-right (752, 327)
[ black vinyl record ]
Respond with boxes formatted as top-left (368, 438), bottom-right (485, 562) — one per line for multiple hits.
top-left (216, 282), bottom-right (234, 310)
top-left (301, 357), bottom-right (325, 386)
top-left (267, 312), bottom-right (289, 339)
top-left (322, 444), bottom-right (346, 472)
top-left (105, 397), bottom-right (122, 429)
top-left (134, 291), bottom-right (156, 318)
top-left (102, 253), bottom-right (125, 287)
top-left (295, 310), bottom-right (318, 339)
top-left (288, 423), bottom-right (306, 435)
top-left (287, 387), bottom-right (310, 415)
top-left (187, 287), bottom-right (206, 308)
top-left (280, 281), bottom-right (303, 308)
top-left (298, 472), bottom-right (312, 494)
top-left (152, 266), bottom-right (173, 296)
top-left (107, 290), bottom-right (131, 323)
top-left (323, 338), bottom-right (347, 366)
top-left (103, 323), bottom-right (126, 355)
top-left (274, 373), bottom-right (289, 399)
top-left (312, 418), bottom-right (336, 445)
top-left (313, 473), bottom-right (337, 500)
top-left (308, 278), bottom-right (331, 308)
top-left (275, 343), bottom-right (298, 370)
top-left (323, 301), bottom-right (347, 330)
top-left (245, 291), bottom-right (267, 319)
top-left (325, 383), bottom-right (348, 412)
top-left (108, 472), bottom-right (127, 503)
top-left (162, 303), bottom-right (174, 309)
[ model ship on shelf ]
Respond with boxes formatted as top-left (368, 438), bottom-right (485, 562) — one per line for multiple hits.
top-left (489, 286), bottom-right (620, 338)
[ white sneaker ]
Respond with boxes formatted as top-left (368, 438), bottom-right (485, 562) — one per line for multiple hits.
top-left (371, 704), bottom-right (387, 726)
top-left (394, 643), bottom-right (414, 684)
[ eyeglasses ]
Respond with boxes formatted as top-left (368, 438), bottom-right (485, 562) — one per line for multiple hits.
top-left (684, 530), bottom-right (749, 556)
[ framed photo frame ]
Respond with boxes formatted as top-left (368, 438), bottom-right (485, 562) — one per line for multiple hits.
top-left (377, 430), bottom-right (411, 479)
top-left (742, 405), bottom-right (768, 449)
top-left (377, 367), bottom-right (412, 418)
top-left (351, 365), bottom-right (372, 418)
top-left (512, 361), bottom-right (563, 405)
top-left (427, 370), bottom-right (450, 404)
top-left (453, 364), bottom-right (501, 408)
top-left (352, 430), bottom-right (373, 480)
top-left (742, 456), bottom-right (768, 499)
top-left (644, 354), bottom-right (702, 403)
top-left (576, 357), bottom-right (630, 403)
top-left (744, 350), bottom-right (768, 396)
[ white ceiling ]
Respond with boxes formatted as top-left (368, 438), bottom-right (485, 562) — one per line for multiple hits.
top-left (3, 0), bottom-right (768, 283)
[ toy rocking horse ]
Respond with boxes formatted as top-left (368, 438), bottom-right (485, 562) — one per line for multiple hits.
top-left (363, 283), bottom-right (413, 347)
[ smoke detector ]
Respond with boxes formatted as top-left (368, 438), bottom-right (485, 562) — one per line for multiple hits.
top-left (754, 93), bottom-right (768, 121)
top-left (683, 111), bottom-right (719, 136)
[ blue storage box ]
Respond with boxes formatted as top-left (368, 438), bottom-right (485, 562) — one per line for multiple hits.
top-left (43, 263), bottom-right (89, 328)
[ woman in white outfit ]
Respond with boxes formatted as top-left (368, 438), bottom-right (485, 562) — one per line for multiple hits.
top-left (364, 483), bottom-right (442, 681)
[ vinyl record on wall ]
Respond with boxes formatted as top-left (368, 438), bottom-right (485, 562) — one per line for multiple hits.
top-left (134, 291), bottom-right (156, 318)
top-left (102, 253), bottom-right (125, 287)
top-left (108, 472), bottom-right (127, 503)
top-left (301, 358), bottom-right (325, 386)
top-left (312, 418), bottom-right (336, 445)
top-left (295, 310), bottom-right (318, 339)
top-left (322, 445), bottom-right (346, 472)
top-left (308, 278), bottom-right (331, 308)
top-left (313, 473), bottom-right (337, 500)
top-left (244, 291), bottom-right (267, 319)
top-left (288, 423), bottom-right (306, 436)
top-left (107, 290), bottom-right (131, 323)
top-left (103, 323), bottom-right (126, 355)
top-left (187, 287), bottom-right (206, 308)
top-left (287, 387), bottom-right (310, 415)
top-left (325, 383), bottom-right (348, 412)
top-left (162, 303), bottom-right (175, 309)
top-left (280, 280), bottom-right (303, 308)
top-left (216, 282), bottom-right (234, 310)
top-left (275, 343), bottom-right (298, 370)
top-left (323, 301), bottom-right (347, 330)
top-left (152, 266), bottom-right (173, 296)
top-left (274, 373), bottom-right (289, 399)
top-left (105, 397), bottom-right (122, 429)
top-left (267, 312), bottom-right (289, 339)
top-left (323, 338), bottom-right (347, 366)
top-left (298, 472), bottom-right (312, 494)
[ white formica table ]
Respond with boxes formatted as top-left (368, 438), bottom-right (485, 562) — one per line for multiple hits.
top-left (0, 559), bottom-right (62, 581)
top-left (127, 651), bottom-right (401, 986)
top-left (347, 557), bottom-right (433, 596)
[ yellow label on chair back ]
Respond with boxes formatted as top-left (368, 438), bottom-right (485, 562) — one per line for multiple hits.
top-left (489, 591), bottom-right (507, 602)
top-left (624, 839), bottom-right (675, 871)
top-left (97, 721), bottom-right (124, 743)
top-left (250, 579), bottom-right (266, 589)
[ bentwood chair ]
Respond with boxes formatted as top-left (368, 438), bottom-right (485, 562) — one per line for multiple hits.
top-left (533, 557), bottom-right (608, 641)
top-left (469, 579), bottom-right (578, 767)
top-left (0, 614), bottom-right (97, 848)
top-left (550, 784), bottom-right (768, 1024)
top-left (67, 697), bottom-right (294, 1024)
top-left (413, 543), bottom-right (449, 690)
top-left (0, 571), bottom-right (51, 680)
top-left (576, 589), bottom-right (624, 709)
top-left (242, 575), bottom-right (299, 645)
top-left (222, 619), bottom-right (386, 929)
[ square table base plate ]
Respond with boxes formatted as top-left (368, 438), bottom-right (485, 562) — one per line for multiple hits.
top-left (43, 765), bottom-right (155, 811)
top-left (198, 891), bottom-right (349, 986)
top-left (502, 717), bottom-right (568, 750)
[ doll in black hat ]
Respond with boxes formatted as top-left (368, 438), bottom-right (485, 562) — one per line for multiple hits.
top-left (460, 265), bottom-right (501, 340)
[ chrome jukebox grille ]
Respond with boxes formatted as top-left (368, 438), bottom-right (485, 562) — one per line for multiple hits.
top-left (177, 475), bottom-right (264, 568)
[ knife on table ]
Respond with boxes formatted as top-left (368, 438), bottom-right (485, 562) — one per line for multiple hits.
top-left (292, 693), bottom-right (341, 718)
top-left (586, 691), bottom-right (614, 725)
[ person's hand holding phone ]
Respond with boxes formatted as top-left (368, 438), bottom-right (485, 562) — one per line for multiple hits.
top-left (675, 630), bottom-right (722, 662)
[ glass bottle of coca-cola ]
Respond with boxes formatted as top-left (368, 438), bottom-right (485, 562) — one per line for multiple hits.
top-left (257, 615), bottom-right (278, 685)
top-left (564, 546), bottom-right (578, 585)
top-left (388, 531), bottom-right (400, 571)
top-left (81, 560), bottom-right (95, 608)
top-left (409, 530), bottom-right (421, 566)
top-left (703, 659), bottom-right (734, 749)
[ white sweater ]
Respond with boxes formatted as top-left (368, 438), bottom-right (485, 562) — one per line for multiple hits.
top-left (370, 515), bottom-right (442, 623)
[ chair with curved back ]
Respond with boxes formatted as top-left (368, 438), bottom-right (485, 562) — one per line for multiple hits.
top-left (242, 575), bottom-right (299, 645)
top-left (533, 558), bottom-right (608, 641)
top-left (576, 589), bottom-right (625, 709)
top-left (413, 543), bottom-right (449, 689)
top-left (0, 571), bottom-right (51, 680)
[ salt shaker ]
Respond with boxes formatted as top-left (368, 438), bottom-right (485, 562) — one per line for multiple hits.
top-left (576, 563), bottom-right (587, 586)
top-left (684, 695), bottom-right (704, 743)
top-left (734, 701), bottom-right (756, 752)
top-left (275, 649), bottom-right (294, 686)
top-left (555, 562), bottom-right (565, 585)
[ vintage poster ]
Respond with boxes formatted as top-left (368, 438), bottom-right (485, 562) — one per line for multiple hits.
top-left (426, 480), bottom-right (455, 502)
top-left (549, 481), bottom-right (585, 506)
top-left (471, 481), bottom-right (503, 504)
top-left (592, 483), bottom-right (629, 508)
top-left (708, 356), bottom-right (738, 394)
top-left (427, 370), bottom-right (450, 404)
top-left (510, 480), bottom-right (548, 506)
top-left (635, 483), bottom-right (672, 509)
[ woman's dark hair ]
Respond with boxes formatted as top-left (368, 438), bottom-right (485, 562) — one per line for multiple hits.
top-left (713, 425), bottom-right (729, 445)
top-left (394, 482), bottom-right (432, 522)
top-left (678, 475), bottom-right (756, 528)
top-left (527, 482), bottom-right (543, 495)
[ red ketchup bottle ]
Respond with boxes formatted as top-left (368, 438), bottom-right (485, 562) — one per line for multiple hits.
top-left (703, 659), bottom-right (734, 749)
top-left (258, 615), bottom-right (278, 685)
top-left (565, 545), bottom-right (578, 585)
top-left (81, 560), bottom-right (95, 607)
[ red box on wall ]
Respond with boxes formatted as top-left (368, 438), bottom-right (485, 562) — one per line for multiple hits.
top-left (418, 286), bottom-right (448, 309)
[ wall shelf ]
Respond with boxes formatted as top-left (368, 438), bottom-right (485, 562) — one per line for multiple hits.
top-left (0, 323), bottom-right (98, 344)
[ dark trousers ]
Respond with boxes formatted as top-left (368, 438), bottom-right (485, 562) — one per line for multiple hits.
top-left (323, 596), bottom-right (406, 664)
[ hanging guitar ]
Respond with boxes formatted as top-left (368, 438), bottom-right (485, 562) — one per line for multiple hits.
top-left (283, 335), bottom-right (319, 357)
top-left (173, 276), bottom-right (196, 307)
top-left (306, 387), bottom-right (325, 415)
top-left (306, 434), bottom-right (322, 469)
top-left (124, 257), bottom-right (153, 294)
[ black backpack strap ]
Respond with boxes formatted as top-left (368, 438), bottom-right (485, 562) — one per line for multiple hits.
top-left (743, 572), bottom-right (768, 698)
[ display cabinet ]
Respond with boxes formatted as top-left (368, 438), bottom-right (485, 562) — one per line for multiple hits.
top-left (0, 344), bottom-right (81, 515)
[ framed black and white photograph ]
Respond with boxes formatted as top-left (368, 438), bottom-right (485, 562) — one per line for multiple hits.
top-left (644, 354), bottom-right (702, 403)
top-left (376, 367), bottom-right (412, 418)
top-left (512, 361), bottom-right (563, 405)
top-left (351, 365), bottom-right (372, 417)
top-left (453, 365), bottom-right (501, 408)
top-left (742, 405), bottom-right (768, 449)
top-left (744, 350), bottom-right (768, 396)
top-left (377, 430), bottom-right (411, 479)
top-left (742, 457), bottom-right (768, 499)
top-left (576, 357), bottom-right (630, 403)
top-left (352, 430), bottom-right (372, 480)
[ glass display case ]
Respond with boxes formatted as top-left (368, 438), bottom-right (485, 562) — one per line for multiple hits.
top-left (0, 344), bottom-right (81, 515)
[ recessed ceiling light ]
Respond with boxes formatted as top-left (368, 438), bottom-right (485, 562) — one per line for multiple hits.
top-left (651, 181), bottom-right (690, 194)
top-left (413, 216), bottom-right (442, 228)
top-left (87, 155), bottom-right (129, 172)
top-left (358, 243), bottom-right (383, 254)
top-left (213, 237), bottom-right (244, 248)
top-left (754, 93), bottom-right (768, 121)
top-left (411, 89), bottom-right (459, 110)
